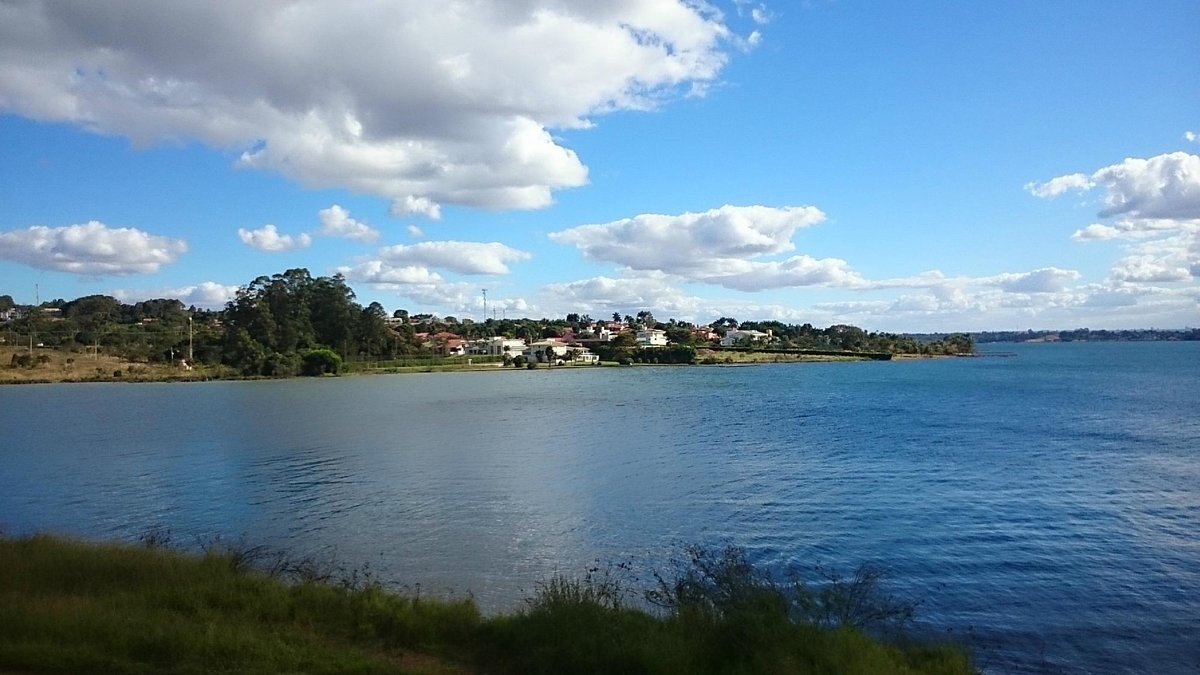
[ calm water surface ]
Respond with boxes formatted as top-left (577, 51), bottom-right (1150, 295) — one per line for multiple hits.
top-left (2, 342), bottom-right (1197, 674)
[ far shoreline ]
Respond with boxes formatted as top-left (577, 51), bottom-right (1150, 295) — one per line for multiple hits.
top-left (0, 350), bottom-right (923, 386)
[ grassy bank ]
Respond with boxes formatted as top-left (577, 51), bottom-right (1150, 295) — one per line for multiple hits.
top-left (0, 535), bottom-right (971, 675)
top-left (0, 346), bottom-right (232, 384)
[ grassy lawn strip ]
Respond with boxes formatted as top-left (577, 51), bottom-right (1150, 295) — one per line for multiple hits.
top-left (0, 535), bottom-right (972, 675)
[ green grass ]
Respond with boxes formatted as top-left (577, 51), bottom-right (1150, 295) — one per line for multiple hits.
top-left (0, 535), bottom-right (973, 675)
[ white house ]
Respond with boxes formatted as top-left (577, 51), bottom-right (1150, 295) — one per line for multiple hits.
top-left (527, 339), bottom-right (570, 363)
top-left (720, 329), bottom-right (771, 347)
top-left (527, 340), bottom-right (599, 364)
top-left (636, 329), bottom-right (668, 346)
top-left (470, 336), bottom-right (528, 357)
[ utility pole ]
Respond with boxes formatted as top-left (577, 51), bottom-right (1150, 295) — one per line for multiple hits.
top-left (481, 288), bottom-right (488, 322)
top-left (188, 316), bottom-right (194, 362)
top-left (30, 283), bottom-right (38, 357)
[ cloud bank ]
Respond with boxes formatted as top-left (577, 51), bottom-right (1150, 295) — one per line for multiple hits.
top-left (0, 1), bottom-right (735, 217)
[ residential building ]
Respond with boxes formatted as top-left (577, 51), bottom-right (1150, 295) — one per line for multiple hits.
top-left (636, 328), bottom-right (668, 347)
top-left (470, 336), bottom-right (528, 357)
top-left (528, 340), bottom-right (600, 364)
top-left (720, 329), bottom-right (771, 347)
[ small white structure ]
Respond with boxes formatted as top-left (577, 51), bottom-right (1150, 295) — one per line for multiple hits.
top-left (636, 329), bottom-right (668, 347)
top-left (577, 351), bottom-right (600, 364)
top-left (720, 329), bottom-right (771, 347)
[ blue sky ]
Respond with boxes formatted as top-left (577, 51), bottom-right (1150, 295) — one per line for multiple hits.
top-left (1, 0), bottom-right (1197, 331)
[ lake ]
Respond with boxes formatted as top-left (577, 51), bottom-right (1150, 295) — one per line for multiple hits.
top-left (2, 342), bottom-right (1197, 674)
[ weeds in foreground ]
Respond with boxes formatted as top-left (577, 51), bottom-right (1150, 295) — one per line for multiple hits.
top-left (480, 545), bottom-right (969, 675)
top-left (0, 535), bottom-right (972, 675)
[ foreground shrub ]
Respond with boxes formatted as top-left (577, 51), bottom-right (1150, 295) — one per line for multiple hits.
top-left (301, 348), bottom-right (343, 376)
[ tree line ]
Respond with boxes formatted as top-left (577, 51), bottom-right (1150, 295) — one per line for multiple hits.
top-left (3, 267), bottom-right (973, 375)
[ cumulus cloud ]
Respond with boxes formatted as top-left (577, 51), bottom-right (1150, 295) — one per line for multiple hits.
top-left (1186, 131), bottom-right (1197, 144)
top-left (237, 224), bottom-right (311, 252)
top-left (317, 205), bottom-right (379, 243)
top-left (338, 260), bottom-right (443, 286)
top-left (112, 281), bottom-right (239, 308)
top-left (0, 1), bottom-right (737, 216)
top-left (1031, 153), bottom-right (1200, 219)
top-left (1033, 152), bottom-right (1200, 287)
top-left (406, 225), bottom-right (425, 239)
top-left (549, 205), bottom-right (850, 290)
top-left (552, 205), bottom-right (825, 265)
top-left (0, 221), bottom-right (186, 275)
top-left (1090, 152), bottom-right (1200, 220)
top-left (377, 241), bottom-right (532, 275)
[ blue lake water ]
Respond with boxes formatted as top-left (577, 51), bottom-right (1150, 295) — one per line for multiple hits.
top-left (1, 342), bottom-right (1197, 673)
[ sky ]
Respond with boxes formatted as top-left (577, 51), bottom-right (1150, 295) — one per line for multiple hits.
top-left (1, 0), bottom-right (1198, 332)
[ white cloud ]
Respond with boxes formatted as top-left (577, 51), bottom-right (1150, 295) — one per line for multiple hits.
top-left (0, 220), bottom-right (186, 275)
top-left (317, 205), bottom-right (379, 243)
top-left (858, 270), bottom-right (950, 290)
top-left (377, 241), bottom-right (532, 275)
top-left (1090, 152), bottom-right (1200, 220)
top-left (1109, 255), bottom-right (1190, 283)
top-left (544, 275), bottom-right (700, 312)
top-left (982, 267), bottom-right (1082, 293)
top-left (1033, 152), bottom-right (1200, 287)
top-left (1186, 131), bottom-right (1197, 144)
top-left (1071, 224), bottom-right (1121, 241)
top-left (237, 224), bottom-right (311, 252)
top-left (390, 196), bottom-right (443, 221)
top-left (406, 225), bottom-right (425, 239)
top-left (112, 281), bottom-right (239, 309)
top-left (549, 205), bottom-right (848, 290)
top-left (0, 1), bottom-right (734, 216)
top-left (734, 1), bottom-right (773, 25)
top-left (694, 255), bottom-right (865, 291)
top-left (1071, 218), bottom-right (1199, 242)
top-left (339, 259), bottom-right (531, 314)
top-left (541, 273), bottom-right (849, 325)
top-left (338, 260), bottom-right (443, 286)
top-left (552, 205), bottom-right (825, 265)
top-left (1025, 173), bottom-right (1093, 198)
top-left (1031, 153), bottom-right (1200, 219)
